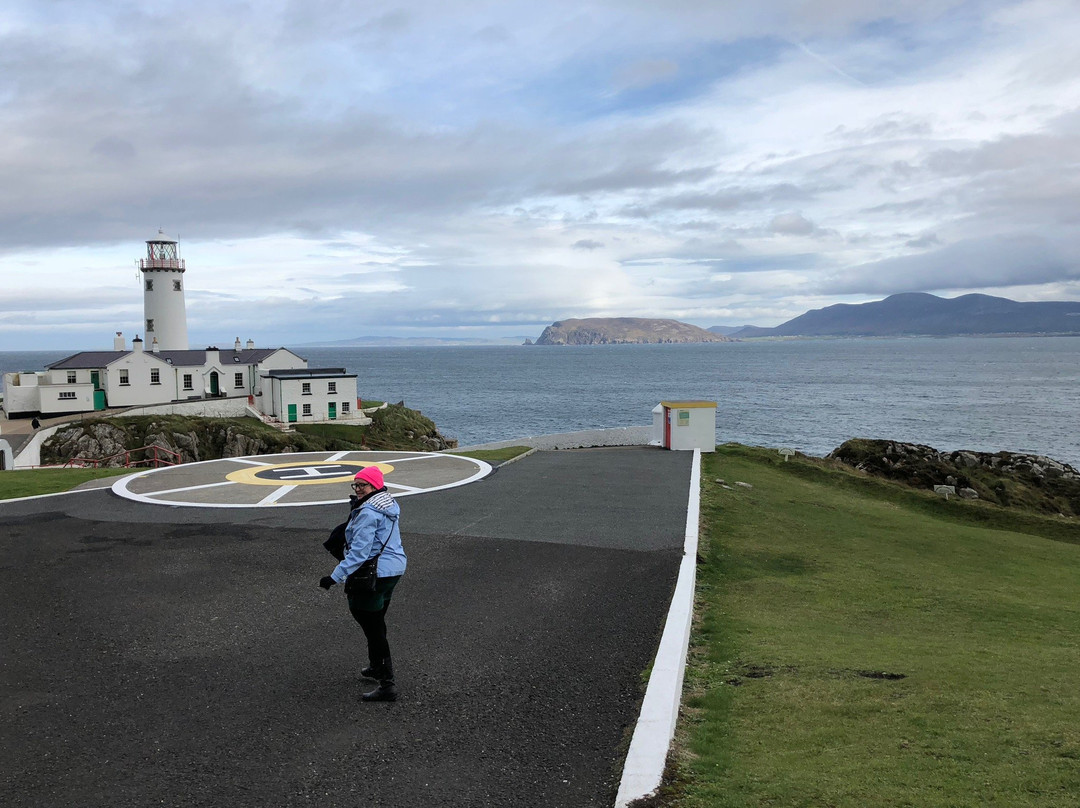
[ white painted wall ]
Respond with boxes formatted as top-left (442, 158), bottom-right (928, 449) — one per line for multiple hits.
top-left (667, 405), bottom-right (716, 452)
top-left (39, 384), bottom-right (95, 414)
top-left (252, 350), bottom-right (308, 398)
top-left (143, 268), bottom-right (188, 350)
top-left (120, 397), bottom-right (251, 418)
top-left (104, 351), bottom-right (176, 408)
top-left (3, 372), bottom-right (44, 415)
top-left (13, 424), bottom-right (61, 468)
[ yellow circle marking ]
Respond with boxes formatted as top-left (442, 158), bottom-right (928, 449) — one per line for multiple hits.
top-left (225, 461), bottom-right (395, 487)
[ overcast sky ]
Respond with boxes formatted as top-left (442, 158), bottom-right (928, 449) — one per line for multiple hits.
top-left (2, 0), bottom-right (1078, 350)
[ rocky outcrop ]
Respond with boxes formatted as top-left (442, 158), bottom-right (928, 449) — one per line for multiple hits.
top-left (366, 404), bottom-right (457, 451)
top-left (44, 421), bottom-right (297, 466)
top-left (534, 317), bottom-right (733, 345)
top-left (40, 407), bottom-right (458, 466)
top-left (829, 439), bottom-right (1080, 516)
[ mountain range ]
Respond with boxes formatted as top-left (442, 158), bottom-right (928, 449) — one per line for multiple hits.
top-left (712, 293), bottom-right (1080, 338)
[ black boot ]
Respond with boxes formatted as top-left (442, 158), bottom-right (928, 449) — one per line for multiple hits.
top-left (362, 657), bottom-right (397, 702)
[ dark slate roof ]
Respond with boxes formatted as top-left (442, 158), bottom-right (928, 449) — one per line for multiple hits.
top-left (264, 367), bottom-right (356, 379)
top-left (47, 347), bottom-right (293, 370)
top-left (48, 351), bottom-right (136, 369)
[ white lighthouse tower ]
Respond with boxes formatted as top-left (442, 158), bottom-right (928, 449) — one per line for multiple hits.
top-left (139, 229), bottom-right (188, 351)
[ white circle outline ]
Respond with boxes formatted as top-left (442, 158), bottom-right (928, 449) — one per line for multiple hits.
top-left (111, 451), bottom-right (493, 508)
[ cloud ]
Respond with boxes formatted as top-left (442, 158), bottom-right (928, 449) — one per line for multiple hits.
top-left (824, 234), bottom-right (1079, 295)
top-left (613, 58), bottom-right (680, 91)
top-left (769, 212), bottom-right (815, 235)
top-left (2, 0), bottom-right (1080, 347)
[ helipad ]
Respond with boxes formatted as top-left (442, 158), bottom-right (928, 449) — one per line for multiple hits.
top-left (112, 450), bottom-right (493, 508)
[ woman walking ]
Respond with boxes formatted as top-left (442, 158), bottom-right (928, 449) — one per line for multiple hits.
top-left (320, 466), bottom-right (406, 702)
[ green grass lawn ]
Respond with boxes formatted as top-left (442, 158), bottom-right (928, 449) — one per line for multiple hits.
top-left (0, 467), bottom-right (136, 500)
top-left (453, 446), bottom-right (533, 464)
top-left (670, 445), bottom-right (1080, 807)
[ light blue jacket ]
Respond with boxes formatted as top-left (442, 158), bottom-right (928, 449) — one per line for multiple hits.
top-left (331, 490), bottom-right (407, 583)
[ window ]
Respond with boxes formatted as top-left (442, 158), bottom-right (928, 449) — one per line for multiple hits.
top-left (59, 391), bottom-right (76, 400)
top-left (302, 403), bottom-right (312, 416)
top-left (150, 369), bottom-right (160, 385)
top-left (234, 372), bottom-right (244, 388)
top-left (302, 382), bottom-right (311, 395)
top-left (67, 371), bottom-right (77, 384)
top-left (327, 381), bottom-right (337, 394)
top-left (145, 280), bottom-right (153, 291)
top-left (146, 318), bottom-right (155, 332)
top-left (341, 401), bottom-right (350, 413)
top-left (119, 369), bottom-right (129, 386)
top-left (173, 280), bottom-right (182, 291)
top-left (183, 374), bottom-right (193, 390)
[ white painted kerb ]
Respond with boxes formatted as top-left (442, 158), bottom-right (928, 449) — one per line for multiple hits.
top-left (614, 448), bottom-right (700, 807)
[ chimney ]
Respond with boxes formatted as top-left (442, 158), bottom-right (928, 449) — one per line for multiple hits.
top-left (245, 339), bottom-right (255, 350)
top-left (205, 346), bottom-right (219, 367)
top-left (234, 337), bottom-right (242, 351)
top-left (132, 335), bottom-right (144, 353)
top-left (114, 331), bottom-right (125, 351)
top-left (151, 337), bottom-right (160, 353)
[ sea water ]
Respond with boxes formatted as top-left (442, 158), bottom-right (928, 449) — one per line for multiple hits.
top-left (3, 337), bottom-right (1078, 466)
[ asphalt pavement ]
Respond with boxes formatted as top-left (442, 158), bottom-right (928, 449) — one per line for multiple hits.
top-left (0, 446), bottom-right (691, 808)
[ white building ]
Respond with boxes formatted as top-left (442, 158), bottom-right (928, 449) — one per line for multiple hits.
top-left (2, 231), bottom-right (363, 425)
top-left (263, 368), bottom-right (360, 424)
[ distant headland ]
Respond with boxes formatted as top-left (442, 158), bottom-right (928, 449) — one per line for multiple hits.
top-left (533, 318), bottom-right (733, 345)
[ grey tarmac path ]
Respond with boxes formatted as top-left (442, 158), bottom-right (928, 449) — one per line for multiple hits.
top-left (0, 446), bottom-right (690, 808)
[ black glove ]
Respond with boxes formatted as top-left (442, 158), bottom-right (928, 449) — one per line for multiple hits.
top-left (319, 576), bottom-right (336, 590)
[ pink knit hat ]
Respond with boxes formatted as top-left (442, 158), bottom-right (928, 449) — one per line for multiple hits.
top-left (353, 466), bottom-right (384, 489)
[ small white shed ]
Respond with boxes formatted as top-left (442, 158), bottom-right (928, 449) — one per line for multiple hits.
top-left (651, 400), bottom-right (717, 452)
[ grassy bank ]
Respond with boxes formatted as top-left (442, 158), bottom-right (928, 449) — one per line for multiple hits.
top-left (0, 467), bottom-right (135, 499)
top-left (670, 445), bottom-right (1080, 807)
top-left (454, 446), bottom-right (532, 464)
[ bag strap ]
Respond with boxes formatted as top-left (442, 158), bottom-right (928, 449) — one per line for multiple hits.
top-left (366, 510), bottom-right (398, 562)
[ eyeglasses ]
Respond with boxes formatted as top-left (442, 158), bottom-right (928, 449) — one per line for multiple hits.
top-left (351, 482), bottom-right (368, 490)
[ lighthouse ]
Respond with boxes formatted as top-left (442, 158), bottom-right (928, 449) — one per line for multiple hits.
top-left (139, 229), bottom-right (188, 351)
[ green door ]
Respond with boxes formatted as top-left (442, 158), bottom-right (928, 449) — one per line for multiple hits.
top-left (210, 372), bottom-right (219, 395)
top-left (287, 404), bottom-right (297, 423)
top-left (90, 371), bottom-right (101, 390)
top-left (328, 402), bottom-right (337, 420)
top-left (93, 389), bottom-right (106, 410)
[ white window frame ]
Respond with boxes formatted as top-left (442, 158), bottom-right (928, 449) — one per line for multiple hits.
top-left (341, 401), bottom-right (350, 413)
top-left (302, 403), bottom-right (312, 417)
top-left (234, 372), bottom-right (244, 388)
top-left (327, 381), bottom-right (337, 394)
top-left (150, 368), bottom-right (161, 385)
top-left (119, 369), bottom-right (130, 386)
top-left (183, 374), bottom-right (193, 391)
top-left (58, 391), bottom-right (77, 400)
top-left (67, 371), bottom-right (77, 384)
top-left (302, 382), bottom-right (311, 395)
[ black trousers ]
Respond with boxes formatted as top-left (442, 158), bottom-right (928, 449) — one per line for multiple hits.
top-left (347, 575), bottom-right (401, 666)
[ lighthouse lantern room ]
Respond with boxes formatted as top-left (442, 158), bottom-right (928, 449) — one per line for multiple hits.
top-left (139, 229), bottom-right (189, 351)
